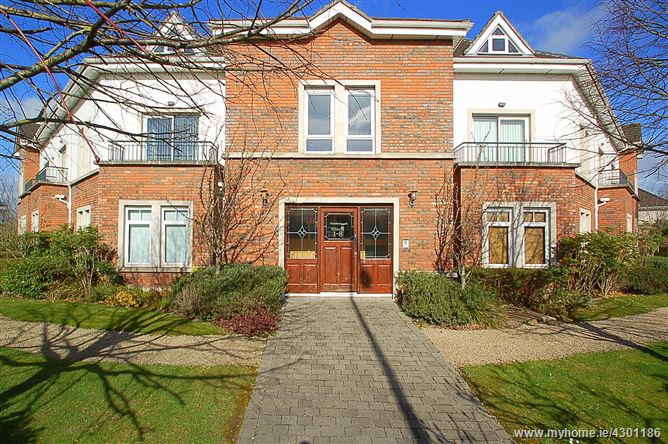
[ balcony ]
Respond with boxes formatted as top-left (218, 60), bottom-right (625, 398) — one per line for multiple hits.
top-left (23, 166), bottom-right (68, 193)
top-left (599, 169), bottom-right (629, 187)
top-left (454, 142), bottom-right (567, 165)
top-left (107, 141), bottom-right (218, 163)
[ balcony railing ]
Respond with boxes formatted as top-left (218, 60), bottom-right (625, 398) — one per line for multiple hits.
top-left (454, 142), bottom-right (567, 165)
top-left (599, 169), bottom-right (629, 187)
top-left (23, 166), bottom-right (68, 193)
top-left (108, 140), bottom-right (218, 163)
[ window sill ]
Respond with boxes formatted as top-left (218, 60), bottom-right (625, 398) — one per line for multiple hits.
top-left (120, 266), bottom-right (193, 273)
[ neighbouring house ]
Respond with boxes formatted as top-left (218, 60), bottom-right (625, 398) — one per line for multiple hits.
top-left (16, 1), bottom-right (639, 292)
top-left (638, 189), bottom-right (668, 224)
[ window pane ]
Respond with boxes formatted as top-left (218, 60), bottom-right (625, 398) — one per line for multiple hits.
top-left (348, 93), bottom-right (372, 136)
top-left (347, 139), bottom-right (373, 152)
top-left (128, 224), bottom-right (150, 263)
top-left (479, 41), bottom-right (489, 52)
top-left (492, 27), bottom-right (505, 36)
top-left (486, 210), bottom-right (510, 223)
top-left (173, 116), bottom-right (199, 160)
top-left (306, 139), bottom-right (332, 152)
top-left (362, 208), bottom-right (390, 259)
top-left (499, 119), bottom-right (526, 143)
top-left (165, 224), bottom-right (187, 264)
top-left (492, 38), bottom-right (505, 51)
top-left (146, 117), bottom-right (172, 161)
top-left (288, 233), bottom-right (316, 259)
top-left (473, 117), bottom-right (498, 143)
top-left (307, 93), bottom-right (331, 135)
top-left (489, 226), bottom-right (509, 265)
top-left (164, 208), bottom-right (187, 222)
top-left (325, 213), bottom-right (353, 240)
top-left (508, 41), bottom-right (520, 53)
top-left (524, 227), bottom-right (546, 265)
top-left (128, 209), bottom-right (151, 221)
top-left (287, 208), bottom-right (317, 258)
top-left (534, 212), bottom-right (546, 222)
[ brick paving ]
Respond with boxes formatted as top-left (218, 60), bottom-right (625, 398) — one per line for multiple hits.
top-left (238, 297), bottom-right (511, 443)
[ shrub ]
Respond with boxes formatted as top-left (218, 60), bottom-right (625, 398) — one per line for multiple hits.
top-left (216, 308), bottom-right (279, 336)
top-left (625, 256), bottom-right (668, 295)
top-left (396, 271), bottom-right (504, 328)
top-left (558, 232), bottom-right (638, 297)
top-left (0, 255), bottom-right (72, 299)
top-left (104, 287), bottom-right (142, 308)
top-left (169, 264), bottom-right (287, 321)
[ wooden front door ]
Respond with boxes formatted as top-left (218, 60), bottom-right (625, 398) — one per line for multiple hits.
top-left (320, 208), bottom-right (357, 292)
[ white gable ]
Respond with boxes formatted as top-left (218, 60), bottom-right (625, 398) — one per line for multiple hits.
top-left (150, 12), bottom-right (201, 55)
top-left (465, 13), bottom-right (533, 56)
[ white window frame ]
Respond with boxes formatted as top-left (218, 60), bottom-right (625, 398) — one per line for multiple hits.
top-left (124, 206), bottom-right (153, 267)
top-left (161, 206), bottom-right (190, 266)
top-left (482, 202), bottom-right (557, 268)
top-left (299, 80), bottom-right (381, 155)
top-left (478, 26), bottom-right (521, 55)
top-left (579, 208), bottom-right (592, 234)
top-left (626, 213), bottom-right (633, 233)
top-left (118, 200), bottom-right (193, 271)
top-left (483, 207), bottom-right (513, 268)
top-left (521, 208), bottom-right (550, 268)
top-left (304, 88), bottom-right (335, 153)
top-left (19, 215), bottom-right (27, 235)
top-left (345, 88), bottom-right (376, 153)
top-left (31, 210), bottom-right (39, 232)
top-left (76, 205), bottom-right (92, 230)
top-left (472, 115), bottom-right (530, 143)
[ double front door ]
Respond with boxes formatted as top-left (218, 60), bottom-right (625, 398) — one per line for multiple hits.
top-left (285, 205), bottom-right (392, 294)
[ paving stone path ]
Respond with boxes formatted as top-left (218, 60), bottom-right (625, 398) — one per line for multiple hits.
top-left (238, 297), bottom-right (510, 444)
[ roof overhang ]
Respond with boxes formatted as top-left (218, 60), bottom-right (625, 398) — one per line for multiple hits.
top-left (213, 1), bottom-right (472, 40)
top-left (454, 57), bottom-right (588, 74)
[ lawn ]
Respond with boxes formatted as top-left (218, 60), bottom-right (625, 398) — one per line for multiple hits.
top-left (0, 347), bottom-right (255, 443)
top-left (462, 342), bottom-right (668, 443)
top-left (573, 294), bottom-right (668, 322)
top-left (0, 297), bottom-right (225, 336)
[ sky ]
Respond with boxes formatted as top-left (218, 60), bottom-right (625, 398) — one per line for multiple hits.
top-left (1, 0), bottom-right (663, 192)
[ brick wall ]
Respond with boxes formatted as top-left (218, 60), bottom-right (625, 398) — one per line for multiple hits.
top-left (225, 19), bottom-right (453, 154)
top-left (598, 186), bottom-right (638, 233)
top-left (17, 183), bottom-right (69, 231)
top-left (228, 157), bottom-right (453, 271)
top-left (457, 166), bottom-right (596, 251)
top-left (70, 172), bottom-right (100, 225)
top-left (95, 164), bottom-right (212, 287)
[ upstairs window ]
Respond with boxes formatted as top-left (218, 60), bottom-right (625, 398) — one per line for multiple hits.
top-left (303, 83), bottom-right (379, 154)
top-left (478, 26), bottom-right (521, 55)
top-left (145, 115), bottom-right (199, 161)
top-left (305, 89), bottom-right (334, 152)
top-left (472, 115), bottom-right (528, 162)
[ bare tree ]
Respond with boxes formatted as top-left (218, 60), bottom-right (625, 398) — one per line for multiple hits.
top-left (0, 0), bottom-right (318, 168)
top-left (574, 0), bottom-right (667, 172)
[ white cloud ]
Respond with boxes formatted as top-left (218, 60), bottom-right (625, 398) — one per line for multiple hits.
top-left (0, 95), bottom-right (43, 123)
top-left (525, 3), bottom-right (604, 55)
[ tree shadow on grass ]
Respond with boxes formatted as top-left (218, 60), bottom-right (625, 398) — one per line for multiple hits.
top-left (0, 313), bottom-right (258, 442)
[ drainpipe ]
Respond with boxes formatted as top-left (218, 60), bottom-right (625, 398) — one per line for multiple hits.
top-left (594, 185), bottom-right (599, 231)
top-left (596, 196), bottom-right (610, 231)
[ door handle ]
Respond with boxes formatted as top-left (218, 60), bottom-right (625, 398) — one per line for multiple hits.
top-left (353, 234), bottom-right (358, 246)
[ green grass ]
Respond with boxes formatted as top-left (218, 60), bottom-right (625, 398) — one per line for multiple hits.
top-left (573, 294), bottom-right (668, 322)
top-left (463, 343), bottom-right (668, 443)
top-left (0, 297), bottom-right (226, 336)
top-left (0, 347), bottom-right (255, 443)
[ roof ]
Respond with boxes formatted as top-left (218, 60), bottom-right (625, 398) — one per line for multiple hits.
top-left (13, 123), bottom-right (41, 152)
top-left (622, 123), bottom-right (642, 144)
top-left (454, 38), bottom-right (577, 60)
top-left (639, 189), bottom-right (668, 208)
top-left (214, 0), bottom-right (472, 39)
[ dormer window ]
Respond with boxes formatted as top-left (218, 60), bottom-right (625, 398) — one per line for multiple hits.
top-left (478, 26), bottom-right (521, 55)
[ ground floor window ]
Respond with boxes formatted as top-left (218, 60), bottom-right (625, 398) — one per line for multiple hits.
top-left (579, 208), bottom-right (592, 233)
top-left (76, 206), bottom-right (92, 230)
top-left (120, 201), bottom-right (192, 269)
top-left (483, 202), bottom-right (554, 268)
top-left (287, 207), bottom-right (318, 259)
top-left (31, 211), bottom-right (39, 232)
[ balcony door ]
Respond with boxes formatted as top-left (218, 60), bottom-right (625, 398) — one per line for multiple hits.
top-left (473, 116), bottom-right (528, 162)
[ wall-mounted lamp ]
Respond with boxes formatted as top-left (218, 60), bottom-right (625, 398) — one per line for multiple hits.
top-left (261, 190), bottom-right (270, 208)
top-left (408, 190), bottom-right (418, 208)
top-left (498, 102), bottom-right (506, 108)
top-left (167, 100), bottom-right (176, 107)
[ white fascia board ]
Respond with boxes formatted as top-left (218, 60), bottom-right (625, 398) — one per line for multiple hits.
top-left (454, 60), bottom-right (588, 75)
top-left (213, 2), bottom-right (471, 39)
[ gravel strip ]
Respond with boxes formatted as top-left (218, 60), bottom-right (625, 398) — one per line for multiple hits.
top-left (0, 316), bottom-right (266, 367)
top-left (422, 307), bottom-right (668, 367)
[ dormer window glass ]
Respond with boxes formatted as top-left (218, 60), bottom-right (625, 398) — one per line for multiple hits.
top-left (478, 26), bottom-right (521, 55)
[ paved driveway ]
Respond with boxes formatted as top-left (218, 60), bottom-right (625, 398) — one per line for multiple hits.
top-left (238, 297), bottom-right (510, 443)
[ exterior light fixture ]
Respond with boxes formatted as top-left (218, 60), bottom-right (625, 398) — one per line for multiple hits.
top-left (498, 102), bottom-right (506, 108)
top-left (261, 190), bottom-right (270, 208)
top-left (408, 190), bottom-right (417, 207)
top-left (167, 100), bottom-right (176, 107)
